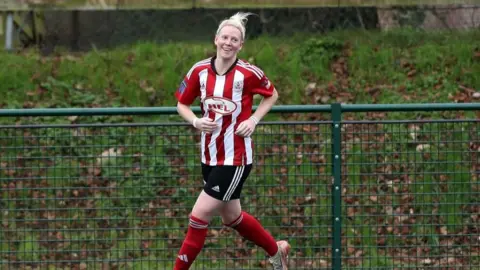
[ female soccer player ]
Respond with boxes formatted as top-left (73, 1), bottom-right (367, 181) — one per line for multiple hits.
top-left (173, 12), bottom-right (290, 270)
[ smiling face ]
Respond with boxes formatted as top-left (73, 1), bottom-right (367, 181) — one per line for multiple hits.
top-left (214, 25), bottom-right (243, 61)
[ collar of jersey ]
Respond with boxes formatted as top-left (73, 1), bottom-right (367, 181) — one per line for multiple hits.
top-left (210, 56), bottom-right (239, 76)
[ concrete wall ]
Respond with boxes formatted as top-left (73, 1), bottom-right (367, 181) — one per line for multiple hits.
top-left (41, 7), bottom-right (379, 52)
top-left (39, 5), bottom-right (479, 53)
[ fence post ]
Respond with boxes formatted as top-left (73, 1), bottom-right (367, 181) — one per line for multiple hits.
top-left (331, 103), bottom-right (342, 270)
top-left (5, 11), bottom-right (14, 51)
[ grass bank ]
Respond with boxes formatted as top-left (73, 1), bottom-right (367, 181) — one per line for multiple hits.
top-left (1, 28), bottom-right (479, 121)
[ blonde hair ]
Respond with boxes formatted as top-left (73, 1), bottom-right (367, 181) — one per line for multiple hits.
top-left (216, 12), bottom-right (254, 40)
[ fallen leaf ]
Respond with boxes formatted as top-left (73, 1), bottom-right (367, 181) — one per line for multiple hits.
top-left (96, 148), bottom-right (123, 165)
top-left (408, 124), bottom-right (421, 140)
top-left (416, 144), bottom-right (431, 152)
top-left (68, 116), bottom-right (78, 122)
top-left (421, 258), bottom-right (432, 265)
top-left (474, 51), bottom-right (480, 59)
top-left (304, 82), bottom-right (316, 95)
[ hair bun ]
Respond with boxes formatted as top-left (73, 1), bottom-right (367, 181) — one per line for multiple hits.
top-left (229, 12), bottom-right (254, 26)
top-left (216, 11), bottom-right (255, 40)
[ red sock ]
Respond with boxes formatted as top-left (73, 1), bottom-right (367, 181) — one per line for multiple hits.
top-left (174, 215), bottom-right (209, 270)
top-left (225, 211), bottom-right (278, 256)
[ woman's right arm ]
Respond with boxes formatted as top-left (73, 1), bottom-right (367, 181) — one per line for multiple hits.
top-left (177, 102), bottom-right (199, 126)
top-left (177, 102), bottom-right (218, 133)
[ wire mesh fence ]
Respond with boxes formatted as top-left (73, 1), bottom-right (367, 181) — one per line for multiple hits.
top-left (0, 120), bottom-right (333, 269)
top-left (341, 119), bottom-right (479, 269)
top-left (0, 104), bottom-right (479, 269)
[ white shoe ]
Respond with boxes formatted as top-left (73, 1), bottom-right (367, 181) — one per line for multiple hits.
top-left (268, 240), bottom-right (290, 270)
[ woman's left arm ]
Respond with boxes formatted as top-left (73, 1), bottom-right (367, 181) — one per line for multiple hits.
top-left (235, 88), bottom-right (278, 137)
top-left (250, 88), bottom-right (279, 123)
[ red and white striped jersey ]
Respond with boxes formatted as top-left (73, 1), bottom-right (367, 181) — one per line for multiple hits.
top-left (175, 57), bottom-right (275, 166)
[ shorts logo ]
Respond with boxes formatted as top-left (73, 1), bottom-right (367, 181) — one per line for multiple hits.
top-left (178, 80), bottom-right (187, 94)
top-left (203, 96), bottom-right (237, 115)
top-left (212, 185), bottom-right (220, 192)
top-left (178, 254), bottom-right (188, 262)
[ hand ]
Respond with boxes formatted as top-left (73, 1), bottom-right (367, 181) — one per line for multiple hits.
top-left (235, 117), bottom-right (258, 137)
top-left (193, 117), bottom-right (218, 133)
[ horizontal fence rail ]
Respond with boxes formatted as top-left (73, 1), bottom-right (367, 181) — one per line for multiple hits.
top-left (0, 103), bottom-right (479, 270)
top-left (0, 103), bottom-right (479, 117)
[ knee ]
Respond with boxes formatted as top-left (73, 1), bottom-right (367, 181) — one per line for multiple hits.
top-left (190, 208), bottom-right (214, 224)
top-left (221, 211), bottom-right (243, 227)
top-left (190, 191), bottom-right (224, 223)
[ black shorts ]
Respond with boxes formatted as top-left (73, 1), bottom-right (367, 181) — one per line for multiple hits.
top-left (201, 163), bottom-right (252, 201)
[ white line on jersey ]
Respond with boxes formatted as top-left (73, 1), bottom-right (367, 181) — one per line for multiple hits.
top-left (187, 58), bottom-right (211, 79)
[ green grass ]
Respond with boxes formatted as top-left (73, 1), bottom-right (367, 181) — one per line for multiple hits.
top-left (1, 29), bottom-right (478, 121)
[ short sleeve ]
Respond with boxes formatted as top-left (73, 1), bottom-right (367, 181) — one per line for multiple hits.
top-left (249, 69), bottom-right (275, 97)
top-left (175, 68), bottom-right (200, 105)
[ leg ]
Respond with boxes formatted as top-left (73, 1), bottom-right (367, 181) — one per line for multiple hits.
top-left (174, 191), bottom-right (224, 270)
top-left (219, 199), bottom-right (241, 225)
top-left (220, 199), bottom-right (278, 256)
top-left (221, 201), bottom-right (291, 269)
top-left (219, 171), bottom-right (291, 269)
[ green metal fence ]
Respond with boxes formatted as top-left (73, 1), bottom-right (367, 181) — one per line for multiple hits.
top-left (0, 103), bottom-right (478, 269)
